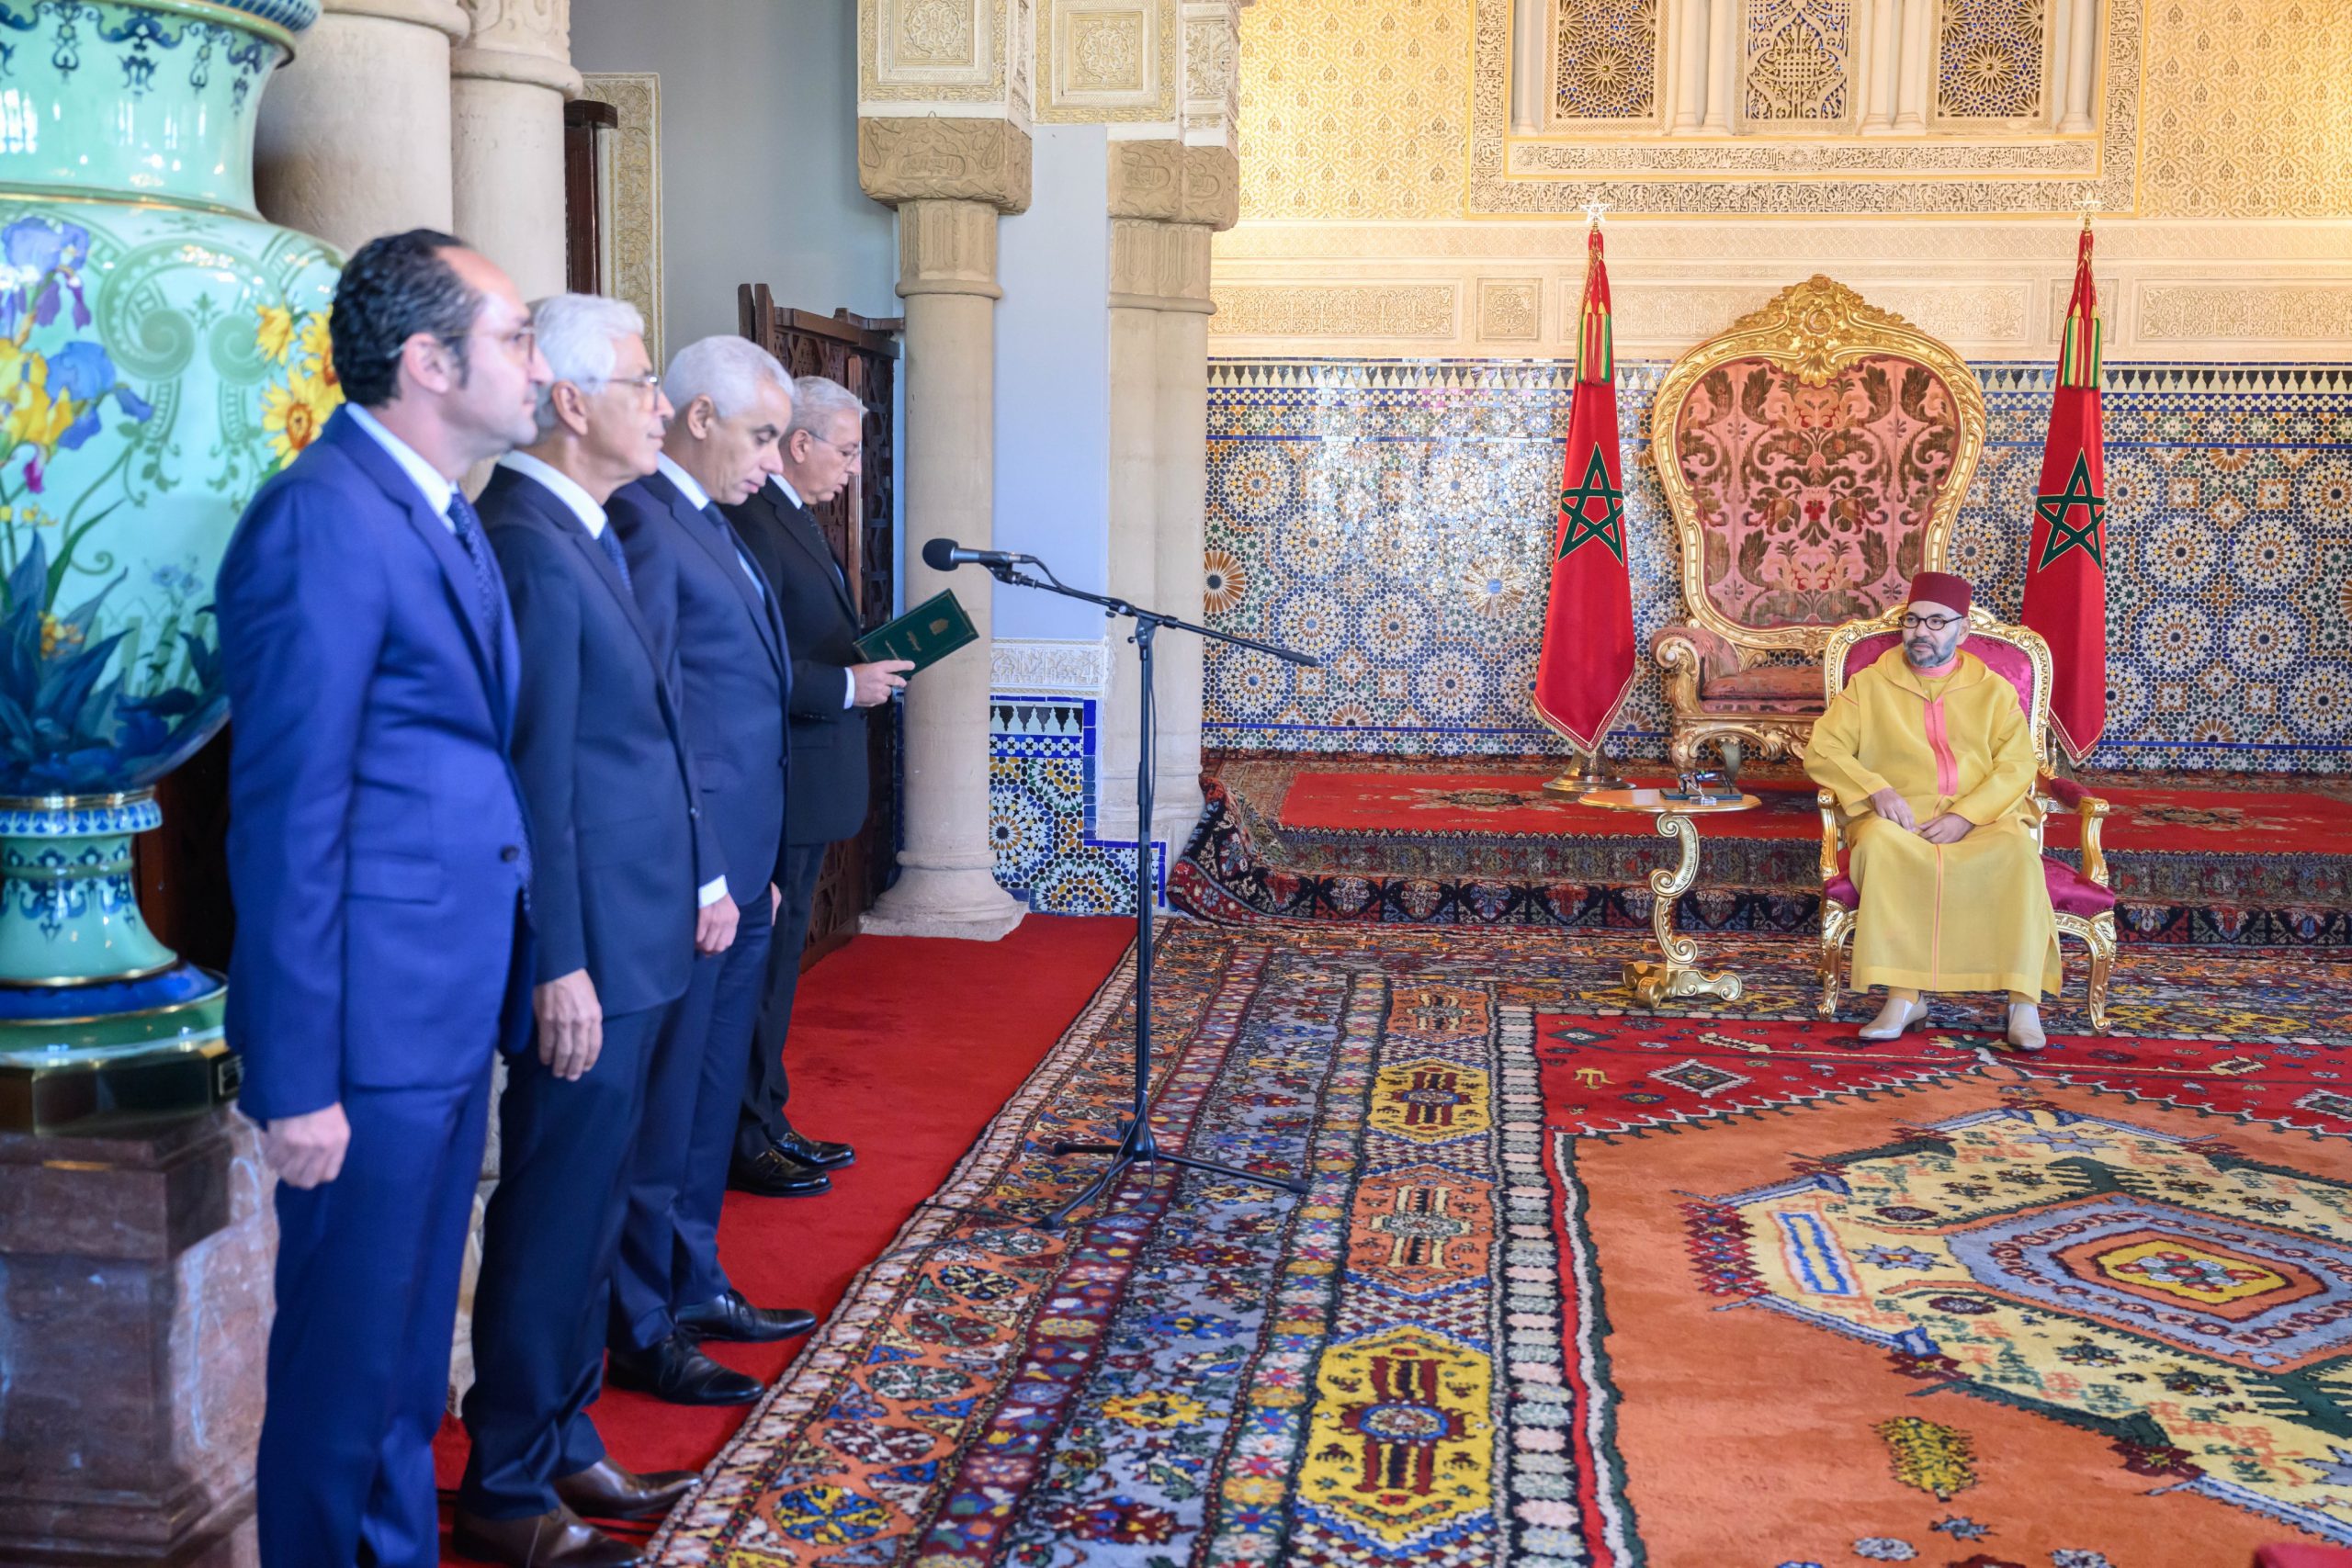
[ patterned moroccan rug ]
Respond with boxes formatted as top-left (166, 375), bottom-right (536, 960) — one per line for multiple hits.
top-left (1176, 757), bottom-right (2352, 947)
top-left (650, 925), bottom-right (2352, 1567)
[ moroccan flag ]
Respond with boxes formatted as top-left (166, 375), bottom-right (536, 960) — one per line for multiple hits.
top-left (1532, 225), bottom-right (1636, 755)
top-left (2021, 224), bottom-right (2109, 763)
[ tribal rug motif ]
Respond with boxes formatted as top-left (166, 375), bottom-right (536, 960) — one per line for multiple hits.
top-left (1175, 757), bottom-right (2352, 947)
top-left (649, 925), bottom-right (2352, 1568)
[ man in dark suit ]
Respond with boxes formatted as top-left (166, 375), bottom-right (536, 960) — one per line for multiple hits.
top-left (604, 334), bottom-right (818, 1406)
top-left (722, 375), bottom-right (910, 1194)
top-left (220, 230), bottom-right (548, 1568)
top-left (455, 293), bottom-right (722, 1568)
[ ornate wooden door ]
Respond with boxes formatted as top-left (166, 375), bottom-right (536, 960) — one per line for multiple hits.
top-left (738, 285), bottom-right (903, 967)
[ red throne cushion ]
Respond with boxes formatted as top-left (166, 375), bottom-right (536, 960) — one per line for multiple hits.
top-left (2254, 1548), bottom-right (2352, 1568)
top-left (1824, 849), bottom-right (2118, 918)
top-left (1842, 630), bottom-right (2037, 715)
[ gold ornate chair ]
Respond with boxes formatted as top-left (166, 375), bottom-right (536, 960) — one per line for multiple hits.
top-left (1647, 277), bottom-right (1987, 772)
top-left (1815, 605), bottom-right (2119, 1034)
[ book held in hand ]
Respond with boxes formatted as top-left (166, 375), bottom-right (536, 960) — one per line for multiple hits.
top-left (854, 589), bottom-right (978, 675)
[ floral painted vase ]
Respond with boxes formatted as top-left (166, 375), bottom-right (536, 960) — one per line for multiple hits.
top-left (0, 0), bottom-right (336, 1111)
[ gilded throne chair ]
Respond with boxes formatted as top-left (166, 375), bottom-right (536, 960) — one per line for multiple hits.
top-left (1648, 278), bottom-right (1988, 772)
top-left (1815, 605), bottom-right (2120, 1034)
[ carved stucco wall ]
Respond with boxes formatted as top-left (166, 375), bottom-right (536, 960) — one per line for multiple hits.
top-left (1217, 0), bottom-right (2352, 362)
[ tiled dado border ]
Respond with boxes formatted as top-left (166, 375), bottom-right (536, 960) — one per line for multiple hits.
top-left (985, 639), bottom-right (1172, 915)
top-left (1200, 357), bottom-right (2352, 774)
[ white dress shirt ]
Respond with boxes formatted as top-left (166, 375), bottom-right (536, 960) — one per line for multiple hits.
top-left (348, 404), bottom-right (456, 524)
top-left (498, 452), bottom-right (729, 911)
top-left (766, 473), bottom-right (856, 709)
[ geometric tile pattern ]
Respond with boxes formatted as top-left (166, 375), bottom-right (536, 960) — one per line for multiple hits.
top-left (1204, 358), bottom-right (2352, 773)
top-left (988, 694), bottom-right (1169, 915)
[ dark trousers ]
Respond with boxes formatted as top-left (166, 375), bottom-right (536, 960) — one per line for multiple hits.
top-left (257, 1069), bottom-right (492, 1568)
top-left (736, 841), bottom-right (827, 1161)
top-left (458, 998), bottom-right (676, 1520)
top-left (612, 894), bottom-right (774, 1350)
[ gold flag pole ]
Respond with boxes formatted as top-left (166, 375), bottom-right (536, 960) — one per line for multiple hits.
top-left (1543, 197), bottom-right (1632, 799)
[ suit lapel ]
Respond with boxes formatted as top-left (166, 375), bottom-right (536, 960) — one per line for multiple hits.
top-left (322, 412), bottom-right (506, 720)
top-left (776, 488), bottom-right (859, 624)
top-left (655, 474), bottom-right (786, 676)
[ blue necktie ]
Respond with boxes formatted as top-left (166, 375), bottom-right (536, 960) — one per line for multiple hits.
top-left (444, 490), bottom-right (507, 646)
top-left (704, 503), bottom-right (767, 600)
top-left (443, 491), bottom-right (532, 903)
top-left (594, 523), bottom-right (632, 592)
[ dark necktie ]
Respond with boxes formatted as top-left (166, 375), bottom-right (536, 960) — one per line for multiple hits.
top-left (444, 489), bottom-right (506, 644)
top-left (703, 503), bottom-right (767, 601)
top-left (593, 523), bottom-right (632, 592)
top-left (443, 491), bottom-right (531, 902)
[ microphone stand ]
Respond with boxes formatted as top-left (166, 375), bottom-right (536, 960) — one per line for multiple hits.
top-left (974, 554), bottom-right (1316, 1229)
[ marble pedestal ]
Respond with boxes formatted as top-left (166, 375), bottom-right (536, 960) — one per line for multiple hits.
top-left (0, 1110), bottom-right (274, 1567)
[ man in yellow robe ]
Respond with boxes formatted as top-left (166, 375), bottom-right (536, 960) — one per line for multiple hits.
top-left (1805, 571), bottom-right (2059, 1049)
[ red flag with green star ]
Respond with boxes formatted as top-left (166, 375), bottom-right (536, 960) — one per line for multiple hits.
top-left (1532, 224), bottom-right (1636, 755)
top-left (2021, 223), bottom-right (2109, 763)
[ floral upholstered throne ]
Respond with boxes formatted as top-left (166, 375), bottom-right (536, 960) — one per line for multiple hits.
top-left (1815, 605), bottom-right (2120, 1034)
top-left (1648, 277), bottom-right (1987, 771)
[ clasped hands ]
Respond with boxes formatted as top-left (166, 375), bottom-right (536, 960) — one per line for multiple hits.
top-left (1868, 787), bottom-right (1974, 845)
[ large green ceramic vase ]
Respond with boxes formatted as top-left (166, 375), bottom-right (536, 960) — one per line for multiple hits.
top-left (0, 0), bottom-right (338, 1126)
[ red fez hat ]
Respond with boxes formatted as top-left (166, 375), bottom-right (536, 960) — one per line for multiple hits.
top-left (1905, 570), bottom-right (1973, 616)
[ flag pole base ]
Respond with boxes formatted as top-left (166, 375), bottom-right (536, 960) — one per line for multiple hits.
top-left (1542, 749), bottom-right (1631, 797)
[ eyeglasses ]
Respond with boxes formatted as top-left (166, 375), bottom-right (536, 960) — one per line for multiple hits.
top-left (1899, 614), bottom-right (1964, 632)
top-left (607, 369), bottom-right (663, 400)
top-left (448, 324), bottom-right (538, 360)
top-left (808, 435), bottom-right (861, 461)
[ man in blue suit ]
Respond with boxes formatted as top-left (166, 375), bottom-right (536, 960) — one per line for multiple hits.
top-left (454, 293), bottom-right (722, 1568)
top-left (605, 335), bottom-right (816, 1406)
top-left (219, 230), bottom-right (549, 1568)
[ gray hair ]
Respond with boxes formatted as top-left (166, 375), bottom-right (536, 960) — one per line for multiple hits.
top-left (664, 334), bottom-right (793, 423)
top-left (787, 376), bottom-right (865, 443)
top-left (530, 293), bottom-right (645, 435)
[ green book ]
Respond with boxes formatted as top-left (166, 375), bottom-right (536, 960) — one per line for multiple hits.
top-left (854, 589), bottom-right (978, 674)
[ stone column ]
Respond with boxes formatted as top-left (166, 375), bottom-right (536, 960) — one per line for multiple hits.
top-left (1099, 145), bottom-right (1179, 843)
top-left (1510, 0), bottom-right (1548, 132)
top-left (255, 0), bottom-right (469, 250)
top-left (1668, 0), bottom-right (1711, 131)
top-left (858, 118), bottom-right (1031, 941)
top-left (1893, 0), bottom-right (1932, 132)
top-left (1702, 0), bottom-right (1738, 131)
top-left (1859, 0), bottom-right (1900, 132)
top-left (1148, 149), bottom-right (1234, 850)
top-left (452, 0), bottom-right (582, 302)
top-left (2058, 0), bottom-right (2099, 132)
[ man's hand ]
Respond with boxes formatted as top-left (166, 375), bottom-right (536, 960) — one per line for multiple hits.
top-left (1917, 812), bottom-right (1974, 845)
top-left (695, 895), bottom-right (740, 955)
top-left (535, 969), bottom-right (604, 1080)
top-left (850, 660), bottom-right (915, 707)
top-left (258, 1102), bottom-right (351, 1190)
top-left (1867, 787), bottom-right (1917, 830)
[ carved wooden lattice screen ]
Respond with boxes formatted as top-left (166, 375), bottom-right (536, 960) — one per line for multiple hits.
top-left (738, 284), bottom-right (903, 969)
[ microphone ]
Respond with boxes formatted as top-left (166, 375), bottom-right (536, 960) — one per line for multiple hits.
top-left (922, 537), bottom-right (1035, 572)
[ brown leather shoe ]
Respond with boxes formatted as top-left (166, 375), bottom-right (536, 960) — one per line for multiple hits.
top-left (450, 1503), bottom-right (640, 1567)
top-left (553, 1456), bottom-right (698, 1520)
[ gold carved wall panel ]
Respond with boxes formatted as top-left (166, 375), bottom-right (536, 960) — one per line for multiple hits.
top-left (1236, 0), bottom-right (1469, 220)
top-left (2138, 0), bottom-right (2352, 218)
top-left (581, 72), bottom-right (663, 367)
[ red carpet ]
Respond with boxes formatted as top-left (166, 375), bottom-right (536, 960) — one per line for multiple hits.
top-left (434, 913), bottom-right (1136, 1563)
top-left (1272, 764), bottom-right (2352, 854)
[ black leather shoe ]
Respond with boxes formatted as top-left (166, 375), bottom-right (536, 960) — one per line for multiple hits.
top-left (453, 1503), bottom-right (641, 1566)
top-left (771, 1124), bottom-right (855, 1169)
top-left (727, 1146), bottom-right (831, 1197)
top-left (605, 1336), bottom-right (762, 1407)
top-left (676, 1287), bottom-right (818, 1345)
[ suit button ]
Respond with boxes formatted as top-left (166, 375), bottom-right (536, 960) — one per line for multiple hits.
top-left (689, 807), bottom-right (703, 819)
top-left (501, 845), bottom-right (521, 863)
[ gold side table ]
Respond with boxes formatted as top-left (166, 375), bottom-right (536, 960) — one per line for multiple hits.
top-left (1571, 787), bottom-right (1761, 1007)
